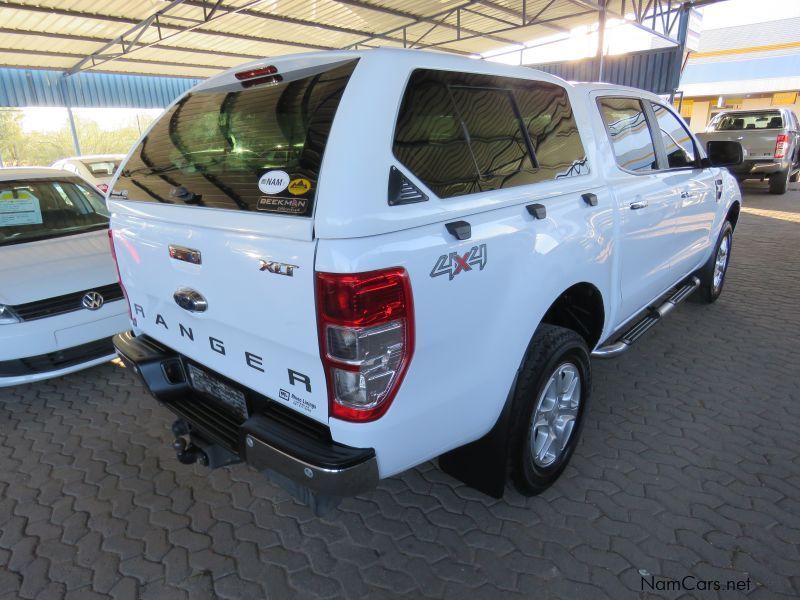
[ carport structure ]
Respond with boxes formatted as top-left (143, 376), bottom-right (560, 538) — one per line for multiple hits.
top-left (0, 0), bottom-right (703, 79)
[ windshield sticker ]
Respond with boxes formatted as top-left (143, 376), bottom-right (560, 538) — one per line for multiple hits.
top-left (257, 196), bottom-right (309, 215)
top-left (0, 191), bottom-right (44, 226)
top-left (258, 170), bottom-right (290, 194)
top-left (288, 178), bottom-right (312, 196)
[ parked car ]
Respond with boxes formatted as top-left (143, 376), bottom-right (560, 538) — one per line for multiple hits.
top-left (50, 154), bottom-right (126, 194)
top-left (0, 168), bottom-right (129, 387)
top-left (107, 49), bottom-right (743, 511)
top-left (697, 107), bottom-right (799, 194)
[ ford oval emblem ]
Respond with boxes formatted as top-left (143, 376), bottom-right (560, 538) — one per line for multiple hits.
top-left (173, 288), bottom-right (208, 313)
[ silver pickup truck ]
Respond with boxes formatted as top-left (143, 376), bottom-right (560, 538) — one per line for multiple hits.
top-left (697, 107), bottom-right (800, 194)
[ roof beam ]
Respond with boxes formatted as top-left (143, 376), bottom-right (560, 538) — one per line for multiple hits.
top-left (334, 0), bottom-right (522, 46)
top-left (475, 0), bottom-right (570, 33)
top-left (168, 0), bottom-right (414, 47)
top-left (0, 1), bottom-right (336, 57)
top-left (0, 47), bottom-right (224, 72)
top-left (0, 28), bottom-right (263, 61)
top-left (416, 9), bottom-right (597, 51)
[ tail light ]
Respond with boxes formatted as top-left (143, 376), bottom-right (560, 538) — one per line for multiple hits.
top-left (316, 268), bottom-right (414, 422)
top-left (97, 183), bottom-right (109, 193)
top-left (108, 229), bottom-right (133, 322)
top-left (775, 134), bottom-right (789, 159)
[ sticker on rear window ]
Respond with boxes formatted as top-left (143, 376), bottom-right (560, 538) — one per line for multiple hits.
top-left (257, 196), bottom-right (309, 215)
top-left (0, 191), bottom-right (44, 226)
top-left (258, 170), bottom-right (290, 195)
top-left (288, 178), bottom-right (312, 196)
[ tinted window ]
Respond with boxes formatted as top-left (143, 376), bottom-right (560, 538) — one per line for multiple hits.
top-left (393, 70), bottom-right (587, 199)
top-left (112, 60), bottom-right (358, 216)
top-left (652, 104), bottom-right (697, 169)
top-left (0, 178), bottom-right (108, 246)
top-left (599, 98), bottom-right (658, 173)
top-left (711, 111), bottom-right (783, 131)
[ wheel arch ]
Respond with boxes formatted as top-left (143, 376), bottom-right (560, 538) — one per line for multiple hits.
top-left (540, 282), bottom-right (606, 350)
top-left (726, 201), bottom-right (741, 230)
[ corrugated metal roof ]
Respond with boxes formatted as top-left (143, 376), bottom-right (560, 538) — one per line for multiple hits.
top-left (530, 47), bottom-right (682, 95)
top-left (0, 0), bottom-right (675, 78)
top-left (0, 67), bottom-right (200, 108)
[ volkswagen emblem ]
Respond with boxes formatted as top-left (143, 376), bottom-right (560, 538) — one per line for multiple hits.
top-left (82, 291), bottom-right (104, 311)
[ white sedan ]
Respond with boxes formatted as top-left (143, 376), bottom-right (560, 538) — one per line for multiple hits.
top-left (0, 167), bottom-right (130, 387)
top-left (50, 154), bottom-right (125, 194)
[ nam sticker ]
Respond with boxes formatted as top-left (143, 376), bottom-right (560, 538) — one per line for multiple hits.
top-left (258, 170), bottom-right (290, 194)
top-left (287, 178), bottom-right (312, 196)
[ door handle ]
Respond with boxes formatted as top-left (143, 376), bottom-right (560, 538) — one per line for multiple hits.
top-left (629, 200), bottom-right (648, 210)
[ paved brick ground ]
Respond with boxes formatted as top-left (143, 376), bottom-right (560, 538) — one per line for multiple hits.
top-left (2, 185), bottom-right (799, 599)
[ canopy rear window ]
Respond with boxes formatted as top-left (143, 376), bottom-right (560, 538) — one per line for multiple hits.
top-left (111, 59), bottom-right (358, 217)
top-left (711, 111), bottom-right (783, 131)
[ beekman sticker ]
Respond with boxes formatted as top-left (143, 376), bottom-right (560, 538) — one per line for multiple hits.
top-left (258, 170), bottom-right (290, 195)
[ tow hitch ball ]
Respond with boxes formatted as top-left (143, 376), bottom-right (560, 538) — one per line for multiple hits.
top-left (171, 419), bottom-right (208, 466)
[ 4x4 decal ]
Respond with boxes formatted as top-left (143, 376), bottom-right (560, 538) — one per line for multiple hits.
top-left (430, 244), bottom-right (487, 280)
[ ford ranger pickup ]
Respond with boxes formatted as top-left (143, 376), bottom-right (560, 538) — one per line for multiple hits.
top-left (107, 49), bottom-right (743, 511)
top-left (697, 107), bottom-right (799, 194)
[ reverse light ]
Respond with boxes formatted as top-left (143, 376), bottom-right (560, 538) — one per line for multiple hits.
top-left (108, 229), bottom-right (133, 322)
top-left (0, 304), bottom-right (20, 325)
top-left (775, 134), bottom-right (789, 159)
top-left (316, 268), bottom-right (414, 422)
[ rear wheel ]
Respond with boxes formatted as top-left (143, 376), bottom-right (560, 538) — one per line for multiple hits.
top-left (510, 324), bottom-right (591, 496)
top-left (769, 169), bottom-right (790, 194)
top-left (696, 221), bottom-right (733, 304)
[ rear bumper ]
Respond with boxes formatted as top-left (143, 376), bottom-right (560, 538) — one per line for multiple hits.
top-left (729, 159), bottom-right (790, 177)
top-left (112, 331), bottom-right (378, 497)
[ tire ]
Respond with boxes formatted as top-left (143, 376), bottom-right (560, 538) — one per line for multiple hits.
top-left (769, 169), bottom-right (790, 194)
top-left (696, 221), bottom-right (733, 304)
top-left (510, 324), bottom-right (591, 496)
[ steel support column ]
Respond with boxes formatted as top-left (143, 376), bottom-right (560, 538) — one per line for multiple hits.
top-left (597, 0), bottom-right (607, 81)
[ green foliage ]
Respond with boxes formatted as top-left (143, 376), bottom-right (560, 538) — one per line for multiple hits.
top-left (0, 109), bottom-right (156, 167)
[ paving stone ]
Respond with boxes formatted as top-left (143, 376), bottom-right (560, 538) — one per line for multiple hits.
top-left (0, 186), bottom-right (798, 597)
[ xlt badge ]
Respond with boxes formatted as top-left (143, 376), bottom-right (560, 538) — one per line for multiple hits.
top-left (259, 260), bottom-right (299, 277)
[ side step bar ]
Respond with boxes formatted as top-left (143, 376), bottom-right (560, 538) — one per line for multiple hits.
top-left (592, 276), bottom-right (700, 359)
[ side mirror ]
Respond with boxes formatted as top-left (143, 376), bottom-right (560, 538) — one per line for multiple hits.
top-left (704, 141), bottom-right (744, 167)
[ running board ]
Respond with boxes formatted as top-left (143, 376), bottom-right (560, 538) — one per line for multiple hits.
top-left (592, 277), bottom-right (700, 359)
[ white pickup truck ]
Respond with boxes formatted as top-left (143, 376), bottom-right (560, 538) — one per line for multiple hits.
top-left (108, 49), bottom-right (743, 510)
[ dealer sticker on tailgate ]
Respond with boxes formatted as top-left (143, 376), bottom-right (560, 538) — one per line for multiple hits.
top-left (187, 364), bottom-right (249, 420)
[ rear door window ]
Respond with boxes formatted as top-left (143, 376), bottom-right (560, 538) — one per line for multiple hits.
top-left (112, 60), bottom-right (358, 216)
top-left (393, 69), bottom-right (587, 199)
top-left (598, 97), bottom-right (658, 173)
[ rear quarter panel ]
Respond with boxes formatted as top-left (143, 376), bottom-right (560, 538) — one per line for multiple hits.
top-left (318, 182), bottom-right (616, 478)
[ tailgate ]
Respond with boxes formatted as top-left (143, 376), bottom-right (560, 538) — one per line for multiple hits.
top-left (106, 57), bottom-right (363, 425)
top-left (112, 203), bottom-right (327, 422)
top-left (699, 131), bottom-right (778, 160)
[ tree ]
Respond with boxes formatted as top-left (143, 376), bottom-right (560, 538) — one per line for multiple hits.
top-left (0, 109), bottom-right (158, 166)
top-left (0, 109), bottom-right (25, 166)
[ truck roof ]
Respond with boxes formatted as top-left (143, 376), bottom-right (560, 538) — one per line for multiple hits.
top-left (195, 47), bottom-right (575, 92)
